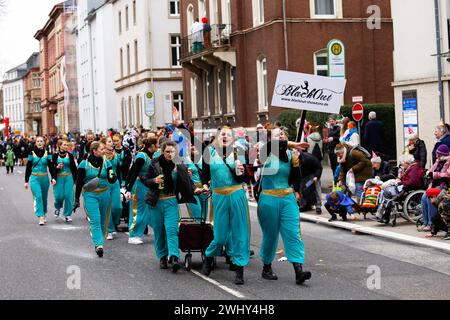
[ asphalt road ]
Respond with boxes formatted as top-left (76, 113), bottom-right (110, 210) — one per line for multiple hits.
top-left (0, 167), bottom-right (449, 300)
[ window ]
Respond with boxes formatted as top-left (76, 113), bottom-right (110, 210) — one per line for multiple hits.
top-left (133, 1), bottom-right (137, 25)
top-left (125, 6), bottom-right (129, 30)
top-left (120, 48), bottom-right (124, 77)
top-left (170, 36), bottom-right (181, 67)
top-left (119, 11), bottom-right (122, 34)
top-left (227, 66), bottom-right (236, 114)
top-left (32, 74), bottom-right (40, 88)
top-left (136, 94), bottom-right (142, 126)
top-left (257, 57), bottom-right (268, 111)
top-left (209, 0), bottom-right (218, 25)
top-left (252, 0), bottom-right (264, 26)
top-left (121, 98), bottom-right (126, 127)
top-left (198, 0), bottom-right (206, 18)
top-left (173, 93), bottom-right (184, 120)
top-left (214, 68), bottom-right (221, 114)
top-left (169, 0), bottom-right (180, 16)
top-left (314, 50), bottom-right (328, 76)
top-left (127, 44), bottom-right (131, 76)
top-left (190, 76), bottom-right (198, 118)
top-left (187, 5), bottom-right (194, 37)
top-left (314, 0), bottom-right (335, 15)
top-left (134, 40), bottom-right (139, 73)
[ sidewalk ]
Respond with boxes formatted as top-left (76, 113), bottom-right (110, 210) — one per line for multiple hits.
top-left (248, 164), bottom-right (450, 253)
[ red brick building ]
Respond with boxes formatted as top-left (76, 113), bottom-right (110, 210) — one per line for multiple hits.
top-left (34, 2), bottom-right (78, 135)
top-left (180, 0), bottom-right (394, 129)
top-left (23, 53), bottom-right (42, 136)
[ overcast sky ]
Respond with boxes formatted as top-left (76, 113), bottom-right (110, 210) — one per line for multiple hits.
top-left (0, 0), bottom-right (62, 79)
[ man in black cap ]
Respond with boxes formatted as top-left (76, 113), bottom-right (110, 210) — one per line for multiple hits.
top-left (324, 115), bottom-right (341, 178)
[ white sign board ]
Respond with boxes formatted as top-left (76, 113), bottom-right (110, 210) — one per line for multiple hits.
top-left (352, 96), bottom-right (364, 103)
top-left (144, 91), bottom-right (155, 117)
top-left (328, 39), bottom-right (346, 78)
top-left (271, 70), bottom-right (347, 114)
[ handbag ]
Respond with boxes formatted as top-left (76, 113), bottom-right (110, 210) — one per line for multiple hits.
top-left (83, 161), bottom-right (104, 192)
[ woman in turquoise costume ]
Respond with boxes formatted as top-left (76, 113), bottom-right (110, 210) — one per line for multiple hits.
top-left (52, 139), bottom-right (77, 222)
top-left (124, 137), bottom-right (159, 245)
top-left (73, 141), bottom-right (117, 258)
top-left (24, 136), bottom-right (56, 226)
top-left (257, 127), bottom-right (312, 285)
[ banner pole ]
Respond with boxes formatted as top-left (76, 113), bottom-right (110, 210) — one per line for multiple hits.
top-left (296, 110), bottom-right (307, 142)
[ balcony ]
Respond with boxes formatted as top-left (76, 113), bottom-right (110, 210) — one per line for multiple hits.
top-left (181, 24), bottom-right (236, 74)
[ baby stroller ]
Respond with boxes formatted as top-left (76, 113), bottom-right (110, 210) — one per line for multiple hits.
top-left (359, 178), bottom-right (383, 219)
top-left (179, 194), bottom-right (216, 271)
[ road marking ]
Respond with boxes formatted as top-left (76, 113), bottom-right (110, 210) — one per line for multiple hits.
top-left (17, 170), bottom-right (23, 174)
top-left (190, 270), bottom-right (246, 299)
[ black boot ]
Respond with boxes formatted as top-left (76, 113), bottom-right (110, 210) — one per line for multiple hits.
top-left (262, 264), bottom-right (278, 280)
top-left (234, 266), bottom-right (244, 285)
top-left (169, 256), bottom-right (180, 273)
top-left (95, 246), bottom-right (104, 258)
top-left (160, 256), bottom-right (168, 269)
top-left (229, 263), bottom-right (238, 271)
top-left (293, 263), bottom-right (311, 285)
top-left (224, 252), bottom-right (232, 265)
top-left (201, 256), bottom-right (214, 276)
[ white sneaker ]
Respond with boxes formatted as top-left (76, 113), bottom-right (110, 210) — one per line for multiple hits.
top-left (65, 217), bottom-right (73, 223)
top-left (107, 233), bottom-right (114, 240)
top-left (128, 237), bottom-right (143, 245)
top-left (54, 209), bottom-right (61, 218)
top-left (38, 217), bottom-right (45, 226)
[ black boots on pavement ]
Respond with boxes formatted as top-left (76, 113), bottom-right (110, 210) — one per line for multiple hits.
top-left (201, 256), bottom-right (214, 276)
top-left (234, 266), bottom-right (244, 285)
top-left (262, 264), bottom-right (278, 280)
top-left (160, 256), bottom-right (168, 269)
top-left (293, 263), bottom-right (311, 285)
top-left (168, 256), bottom-right (180, 273)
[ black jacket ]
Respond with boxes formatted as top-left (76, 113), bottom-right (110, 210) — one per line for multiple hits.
top-left (299, 151), bottom-right (323, 179)
top-left (143, 156), bottom-right (197, 208)
top-left (410, 139), bottom-right (427, 169)
top-left (364, 120), bottom-right (383, 153)
top-left (327, 125), bottom-right (341, 152)
top-left (374, 161), bottom-right (396, 182)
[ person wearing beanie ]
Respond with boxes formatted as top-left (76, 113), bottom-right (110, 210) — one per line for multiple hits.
top-left (419, 145), bottom-right (450, 232)
top-left (371, 151), bottom-right (396, 181)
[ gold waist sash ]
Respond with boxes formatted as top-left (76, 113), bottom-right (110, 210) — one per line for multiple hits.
top-left (159, 194), bottom-right (176, 200)
top-left (261, 188), bottom-right (294, 197)
top-left (31, 173), bottom-right (48, 177)
top-left (213, 185), bottom-right (242, 195)
top-left (57, 173), bottom-right (71, 177)
top-left (84, 186), bottom-right (109, 194)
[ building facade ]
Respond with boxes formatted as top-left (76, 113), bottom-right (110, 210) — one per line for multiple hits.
top-left (392, 0), bottom-right (450, 164)
top-left (180, 0), bottom-right (394, 129)
top-left (35, 2), bottom-right (79, 135)
top-left (77, 0), bottom-right (116, 134)
top-left (24, 53), bottom-right (42, 136)
top-left (110, 0), bottom-right (183, 130)
top-left (0, 85), bottom-right (3, 118)
top-left (2, 63), bottom-right (27, 135)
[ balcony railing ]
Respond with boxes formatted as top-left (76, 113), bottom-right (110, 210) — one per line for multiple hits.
top-left (181, 24), bottom-right (233, 60)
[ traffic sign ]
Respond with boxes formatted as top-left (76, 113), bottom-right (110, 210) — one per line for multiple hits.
top-left (352, 96), bottom-right (364, 103)
top-left (352, 103), bottom-right (364, 122)
top-left (145, 91), bottom-right (155, 117)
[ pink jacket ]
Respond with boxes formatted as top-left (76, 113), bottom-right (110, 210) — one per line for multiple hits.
top-left (430, 156), bottom-right (450, 180)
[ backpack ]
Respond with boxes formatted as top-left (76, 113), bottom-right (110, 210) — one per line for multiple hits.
top-left (312, 143), bottom-right (323, 161)
top-left (349, 145), bottom-right (371, 160)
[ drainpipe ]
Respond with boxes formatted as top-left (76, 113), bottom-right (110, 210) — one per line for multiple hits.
top-left (148, 0), bottom-right (155, 129)
top-left (87, 16), bottom-right (97, 133)
top-left (434, 0), bottom-right (445, 120)
top-left (283, 0), bottom-right (289, 70)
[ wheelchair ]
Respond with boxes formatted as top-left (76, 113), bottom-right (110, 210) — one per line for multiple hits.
top-left (377, 185), bottom-right (425, 227)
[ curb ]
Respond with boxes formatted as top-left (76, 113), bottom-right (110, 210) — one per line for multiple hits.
top-left (248, 202), bottom-right (450, 253)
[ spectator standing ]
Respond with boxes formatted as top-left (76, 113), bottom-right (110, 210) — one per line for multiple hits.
top-left (324, 115), bottom-right (341, 177)
top-left (307, 124), bottom-right (323, 162)
top-left (190, 18), bottom-right (204, 54)
top-left (432, 125), bottom-right (450, 164)
top-left (364, 111), bottom-right (383, 154)
top-left (406, 133), bottom-right (427, 169)
top-left (341, 121), bottom-right (360, 147)
top-left (202, 17), bottom-right (212, 49)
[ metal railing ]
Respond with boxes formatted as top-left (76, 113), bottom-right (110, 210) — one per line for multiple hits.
top-left (181, 24), bottom-right (233, 60)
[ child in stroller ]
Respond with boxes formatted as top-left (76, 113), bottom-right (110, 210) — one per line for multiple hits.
top-left (359, 178), bottom-right (383, 219)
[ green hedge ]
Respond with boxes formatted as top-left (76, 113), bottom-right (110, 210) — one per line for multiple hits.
top-left (276, 104), bottom-right (397, 159)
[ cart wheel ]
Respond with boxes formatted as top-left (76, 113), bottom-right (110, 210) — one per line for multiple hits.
top-left (185, 254), bottom-right (192, 271)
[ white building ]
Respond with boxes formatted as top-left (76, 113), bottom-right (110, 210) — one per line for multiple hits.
top-left (110, 0), bottom-right (183, 129)
top-left (77, 0), bottom-right (117, 134)
top-left (2, 64), bottom-right (27, 134)
top-left (392, 0), bottom-right (450, 165)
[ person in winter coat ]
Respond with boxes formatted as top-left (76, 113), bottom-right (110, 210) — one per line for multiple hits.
top-left (5, 145), bottom-right (15, 174)
top-left (407, 133), bottom-right (427, 169)
top-left (307, 125), bottom-right (323, 162)
top-left (363, 111), bottom-right (383, 154)
top-left (335, 143), bottom-right (373, 201)
top-left (371, 152), bottom-right (396, 181)
top-left (340, 121), bottom-right (360, 147)
top-left (324, 115), bottom-right (341, 177)
top-left (299, 150), bottom-right (323, 213)
top-left (419, 145), bottom-right (450, 232)
top-left (325, 191), bottom-right (358, 222)
top-left (432, 125), bottom-right (450, 164)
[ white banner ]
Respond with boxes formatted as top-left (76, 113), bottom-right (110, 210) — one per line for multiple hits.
top-left (271, 70), bottom-right (347, 114)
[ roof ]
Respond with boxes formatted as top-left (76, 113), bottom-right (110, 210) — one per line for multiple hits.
top-left (34, 2), bottom-right (65, 40)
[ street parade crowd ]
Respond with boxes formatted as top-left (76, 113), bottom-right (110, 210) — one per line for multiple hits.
top-left (0, 112), bottom-right (449, 286)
